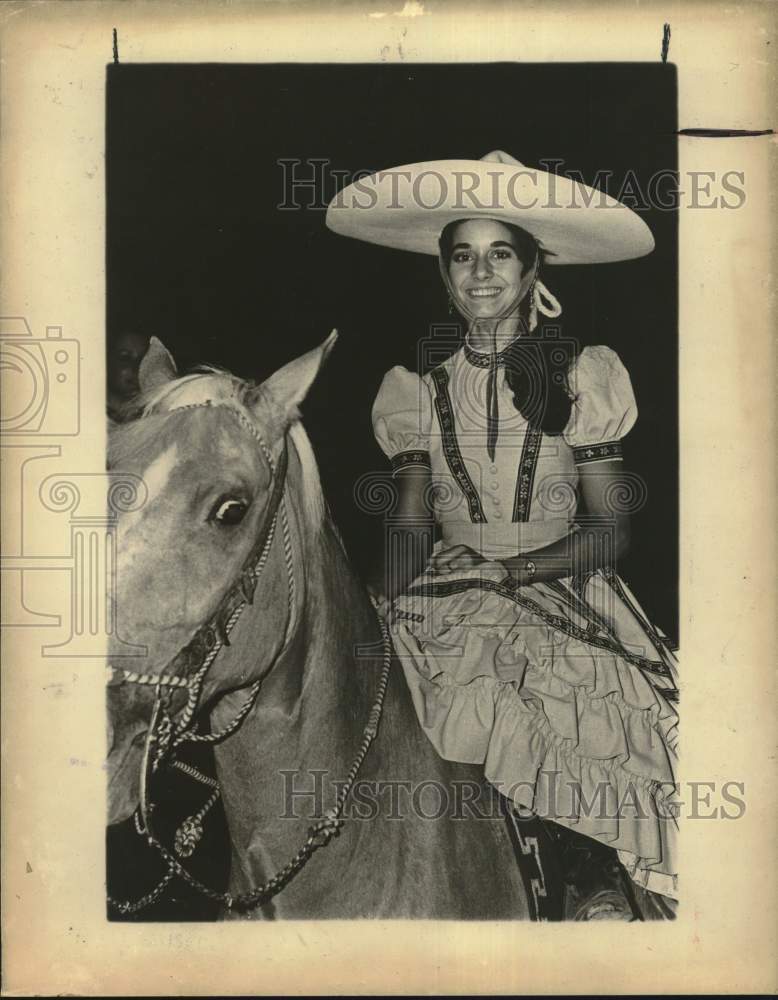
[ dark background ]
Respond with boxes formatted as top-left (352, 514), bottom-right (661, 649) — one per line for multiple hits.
top-left (107, 62), bottom-right (678, 639)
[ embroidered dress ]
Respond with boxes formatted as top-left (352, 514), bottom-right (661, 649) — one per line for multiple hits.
top-left (373, 344), bottom-right (679, 900)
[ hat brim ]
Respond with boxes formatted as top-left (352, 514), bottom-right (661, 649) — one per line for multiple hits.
top-left (325, 159), bottom-right (654, 265)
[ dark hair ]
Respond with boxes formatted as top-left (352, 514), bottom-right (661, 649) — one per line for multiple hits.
top-left (439, 218), bottom-right (576, 436)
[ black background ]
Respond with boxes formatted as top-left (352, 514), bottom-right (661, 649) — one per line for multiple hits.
top-left (107, 62), bottom-right (678, 639)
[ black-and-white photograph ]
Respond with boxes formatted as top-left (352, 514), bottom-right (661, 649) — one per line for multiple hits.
top-left (3, 1), bottom-right (777, 992)
top-left (105, 61), bottom-right (681, 922)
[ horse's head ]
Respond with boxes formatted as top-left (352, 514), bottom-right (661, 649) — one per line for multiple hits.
top-left (106, 332), bottom-right (337, 825)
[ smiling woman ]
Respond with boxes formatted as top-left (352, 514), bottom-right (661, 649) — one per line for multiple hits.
top-left (438, 218), bottom-right (573, 440)
top-left (326, 149), bottom-right (680, 919)
top-left (442, 219), bottom-right (537, 316)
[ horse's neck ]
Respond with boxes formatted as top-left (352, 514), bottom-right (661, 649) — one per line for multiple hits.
top-left (210, 483), bottom-right (383, 865)
top-left (207, 431), bottom-right (379, 743)
top-left (285, 517), bottom-right (380, 743)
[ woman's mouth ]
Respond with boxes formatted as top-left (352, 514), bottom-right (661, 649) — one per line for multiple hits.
top-left (466, 287), bottom-right (503, 299)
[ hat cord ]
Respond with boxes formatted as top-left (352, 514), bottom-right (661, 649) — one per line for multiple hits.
top-left (531, 278), bottom-right (563, 330)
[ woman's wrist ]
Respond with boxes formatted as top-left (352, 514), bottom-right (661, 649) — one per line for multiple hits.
top-left (503, 555), bottom-right (538, 587)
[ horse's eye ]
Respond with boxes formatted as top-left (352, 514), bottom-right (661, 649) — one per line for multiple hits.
top-left (210, 498), bottom-right (249, 526)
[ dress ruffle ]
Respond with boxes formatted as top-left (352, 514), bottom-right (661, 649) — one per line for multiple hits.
top-left (390, 562), bottom-right (679, 899)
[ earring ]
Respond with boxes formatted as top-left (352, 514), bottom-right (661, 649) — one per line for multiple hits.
top-left (448, 294), bottom-right (455, 316)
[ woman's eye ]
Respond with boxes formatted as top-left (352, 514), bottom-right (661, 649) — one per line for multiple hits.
top-left (490, 249), bottom-right (512, 260)
top-left (451, 252), bottom-right (472, 264)
top-left (209, 498), bottom-right (249, 526)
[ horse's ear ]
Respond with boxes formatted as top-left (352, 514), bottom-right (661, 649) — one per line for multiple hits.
top-left (138, 336), bottom-right (178, 392)
top-left (259, 330), bottom-right (338, 421)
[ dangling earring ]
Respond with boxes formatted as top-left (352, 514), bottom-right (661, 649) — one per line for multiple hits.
top-left (448, 294), bottom-right (455, 316)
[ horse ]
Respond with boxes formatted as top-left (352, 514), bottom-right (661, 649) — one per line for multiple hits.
top-left (106, 333), bottom-right (552, 920)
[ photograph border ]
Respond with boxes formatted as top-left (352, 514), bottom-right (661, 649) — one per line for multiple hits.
top-left (1, 1), bottom-right (776, 994)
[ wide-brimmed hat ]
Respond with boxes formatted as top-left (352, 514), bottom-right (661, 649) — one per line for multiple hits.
top-left (325, 150), bottom-right (654, 265)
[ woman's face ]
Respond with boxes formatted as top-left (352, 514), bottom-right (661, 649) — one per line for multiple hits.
top-left (445, 219), bottom-right (534, 320)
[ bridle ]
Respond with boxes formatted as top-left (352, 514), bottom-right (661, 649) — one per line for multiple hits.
top-left (107, 410), bottom-right (392, 915)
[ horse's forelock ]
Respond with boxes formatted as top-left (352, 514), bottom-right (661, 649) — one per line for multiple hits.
top-left (108, 366), bottom-right (326, 537)
top-left (139, 367), bottom-right (252, 415)
top-left (109, 370), bottom-right (256, 468)
top-left (108, 409), bottom-right (187, 470)
top-left (110, 370), bottom-right (327, 541)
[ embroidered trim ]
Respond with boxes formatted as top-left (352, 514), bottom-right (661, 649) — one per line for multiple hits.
top-left (430, 366), bottom-right (487, 524)
top-left (394, 608), bottom-right (426, 623)
top-left (600, 566), bottom-right (679, 672)
top-left (502, 801), bottom-right (561, 922)
top-left (463, 339), bottom-right (511, 369)
top-left (405, 576), bottom-right (677, 687)
top-left (572, 440), bottom-right (623, 465)
top-left (545, 577), bottom-right (615, 639)
top-left (391, 450), bottom-right (431, 474)
top-left (513, 425), bottom-right (543, 521)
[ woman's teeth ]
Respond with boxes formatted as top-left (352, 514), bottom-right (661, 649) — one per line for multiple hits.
top-left (467, 287), bottom-right (502, 298)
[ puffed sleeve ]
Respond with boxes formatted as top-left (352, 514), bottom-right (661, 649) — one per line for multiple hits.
top-left (563, 346), bottom-right (637, 465)
top-left (372, 366), bottom-right (433, 474)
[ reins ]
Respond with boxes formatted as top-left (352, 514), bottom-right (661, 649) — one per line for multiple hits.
top-left (107, 421), bottom-right (392, 915)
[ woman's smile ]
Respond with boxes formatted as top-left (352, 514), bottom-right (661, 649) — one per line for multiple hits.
top-left (445, 218), bottom-right (533, 319)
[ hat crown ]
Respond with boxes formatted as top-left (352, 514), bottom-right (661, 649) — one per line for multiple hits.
top-left (479, 149), bottom-right (526, 168)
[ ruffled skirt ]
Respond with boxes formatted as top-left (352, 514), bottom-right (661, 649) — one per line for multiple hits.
top-left (390, 561), bottom-right (680, 899)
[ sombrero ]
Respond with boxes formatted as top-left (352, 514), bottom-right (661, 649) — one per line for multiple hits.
top-left (325, 150), bottom-right (654, 265)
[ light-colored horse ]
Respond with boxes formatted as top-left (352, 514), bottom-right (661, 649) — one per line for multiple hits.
top-left (106, 335), bottom-right (538, 919)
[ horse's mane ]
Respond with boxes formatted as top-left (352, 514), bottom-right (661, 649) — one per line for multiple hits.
top-left (108, 367), bottom-right (326, 537)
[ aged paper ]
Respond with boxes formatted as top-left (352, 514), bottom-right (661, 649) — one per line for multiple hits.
top-left (1, 0), bottom-right (776, 994)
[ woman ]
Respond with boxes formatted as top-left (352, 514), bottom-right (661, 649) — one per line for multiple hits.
top-left (327, 151), bottom-right (679, 915)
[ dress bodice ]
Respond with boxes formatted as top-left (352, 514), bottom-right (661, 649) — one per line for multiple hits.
top-left (372, 344), bottom-right (637, 558)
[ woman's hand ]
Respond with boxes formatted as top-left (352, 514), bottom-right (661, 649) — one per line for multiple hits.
top-left (428, 544), bottom-right (492, 575)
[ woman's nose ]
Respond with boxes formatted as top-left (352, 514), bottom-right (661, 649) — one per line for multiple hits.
top-left (473, 253), bottom-right (493, 280)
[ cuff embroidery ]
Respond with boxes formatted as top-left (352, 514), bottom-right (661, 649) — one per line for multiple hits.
top-left (573, 440), bottom-right (623, 465)
top-left (391, 450), bottom-right (432, 474)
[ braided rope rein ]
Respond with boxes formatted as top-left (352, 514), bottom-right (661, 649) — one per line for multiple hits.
top-left (108, 614), bottom-right (393, 915)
